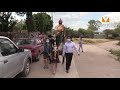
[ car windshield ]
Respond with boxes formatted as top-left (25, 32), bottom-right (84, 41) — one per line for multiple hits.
top-left (16, 39), bottom-right (35, 45)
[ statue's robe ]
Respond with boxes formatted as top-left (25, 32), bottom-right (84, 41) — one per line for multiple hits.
top-left (55, 24), bottom-right (64, 46)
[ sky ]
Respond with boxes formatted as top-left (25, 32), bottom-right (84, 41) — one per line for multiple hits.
top-left (12, 12), bottom-right (120, 32)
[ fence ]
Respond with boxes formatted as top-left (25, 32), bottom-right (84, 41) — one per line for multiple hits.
top-left (94, 34), bottom-right (106, 39)
top-left (0, 32), bottom-right (40, 42)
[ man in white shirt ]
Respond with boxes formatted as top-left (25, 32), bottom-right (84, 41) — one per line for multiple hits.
top-left (62, 36), bottom-right (80, 73)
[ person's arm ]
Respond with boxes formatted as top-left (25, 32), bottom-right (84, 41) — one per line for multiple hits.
top-left (73, 42), bottom-right (80, 55)
top-left (62, 44), bottom-right (66, 56)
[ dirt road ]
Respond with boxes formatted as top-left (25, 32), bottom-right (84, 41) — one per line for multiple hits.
top-left (74, 41), bottom-right (120, 78)
top-left (22, 40), bottom-right (120, 78)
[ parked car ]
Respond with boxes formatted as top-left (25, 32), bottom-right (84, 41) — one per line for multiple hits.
top-left (16, 38), bottom-right (44, 61)
top-left (0, 36), bottom-right (32, 78)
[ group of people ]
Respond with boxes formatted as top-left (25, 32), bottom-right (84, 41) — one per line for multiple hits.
top-left (43, 34), bottom-right (84, 75)
top-left (43, 34), bottom-right (60, 75)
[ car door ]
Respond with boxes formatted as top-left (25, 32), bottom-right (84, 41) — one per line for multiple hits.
top-left (0, 38), bottom-right (24, 78)
top-left (0, 56), bottom-right (6, 78)
top-left (36, 39), bottom-right (43, 54)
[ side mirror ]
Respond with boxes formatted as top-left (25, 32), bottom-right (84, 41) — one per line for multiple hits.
top-left (17, 48), bottom-right (24, 52)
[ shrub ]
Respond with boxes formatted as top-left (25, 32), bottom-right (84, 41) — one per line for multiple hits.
top-left (109, 49), bottom-right (120, 61)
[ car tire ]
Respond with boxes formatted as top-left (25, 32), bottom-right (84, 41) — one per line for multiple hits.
top-left (20, 59), bottom-right (30, 77)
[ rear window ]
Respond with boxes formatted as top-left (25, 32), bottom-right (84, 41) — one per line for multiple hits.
top-left (16, 39), bottom-right (35, 45)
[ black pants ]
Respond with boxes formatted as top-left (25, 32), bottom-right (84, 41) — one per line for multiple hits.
top-left (65, 53), bottom-right (73, 70)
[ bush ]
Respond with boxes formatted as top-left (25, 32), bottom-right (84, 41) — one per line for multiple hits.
top-left (109, 49), bottom-right (120, 61)
top-left (83, 39), bottom-right (95, 44)
top-left (73, 38), bottom-right (111, 44)
top-left (117, 41), bottom-right (120, 45)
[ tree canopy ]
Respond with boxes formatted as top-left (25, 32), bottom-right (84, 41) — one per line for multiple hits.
top-left (0, 12), bottom-right (17, 32)
top-left (33, 12), bottom-right (53, 33)
top-left (88, 20), bottom-right (101, 31)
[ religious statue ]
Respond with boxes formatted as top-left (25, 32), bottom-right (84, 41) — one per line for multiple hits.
top-left (55, 18), bottom-right (65, 47)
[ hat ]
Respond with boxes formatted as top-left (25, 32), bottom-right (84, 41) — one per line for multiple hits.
top-left (59, 18), bottom-right (63, 24)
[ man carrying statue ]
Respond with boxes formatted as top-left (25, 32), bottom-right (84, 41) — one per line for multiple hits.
top-left (55, 18), bottom-right (65, 64)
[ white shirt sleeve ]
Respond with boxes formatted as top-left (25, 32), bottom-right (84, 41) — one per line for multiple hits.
top-left (73, 42), bottom-right (80, 54)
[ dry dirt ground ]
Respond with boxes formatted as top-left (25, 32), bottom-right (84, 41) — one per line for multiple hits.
top-left (74, 40), bottom-right (120, 78)
top-left (17, 40), bottom-right (120, 78)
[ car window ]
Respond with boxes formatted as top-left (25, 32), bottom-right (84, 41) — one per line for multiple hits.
top-left (0, 38), bottom-right (17, 56)
top-left (16, 39), bottom-right (35, 45)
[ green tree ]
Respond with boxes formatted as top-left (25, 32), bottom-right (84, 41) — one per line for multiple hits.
top-left (64, 27), bottom-right (74, 36)
top-left (14, 20), bottom-right (26, 30)
top-left (33, 12), bottom-right (53, 33)
top-left (88, 20), bottom-right (101, 31)
top-left (0, 12), bottom-right (17, 32)
top-left (16, 12), bottom-right (34, 32)
top-left (103, 29), bottom-right (114, 39)
top-left (78, 28), bottom-right (86, 36)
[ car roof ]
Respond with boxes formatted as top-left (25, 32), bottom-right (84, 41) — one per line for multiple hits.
top-left (0, 36), bottom-right (9, 39)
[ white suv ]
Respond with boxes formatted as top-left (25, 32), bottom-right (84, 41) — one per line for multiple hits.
top-left (0, 36), bottom-right (32, 78)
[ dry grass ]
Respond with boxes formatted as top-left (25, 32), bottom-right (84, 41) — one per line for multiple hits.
top-left (73, 38), bottom-right (112, 44)
top-left (109, 49), bottom-right (120, 61)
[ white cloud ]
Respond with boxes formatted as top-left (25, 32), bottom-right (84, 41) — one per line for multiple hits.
top-left (50, 12), bottom-right (89, 30)
top-left (12, 12), bottom-right (26, 21)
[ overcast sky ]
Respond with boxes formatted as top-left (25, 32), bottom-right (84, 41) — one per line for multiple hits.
top-left (12, 12), bottom-right (120, 32)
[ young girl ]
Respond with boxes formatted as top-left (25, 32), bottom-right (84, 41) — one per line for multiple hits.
top-left (79, 38), bottom-right (84, 52)
top-left (51, 42), bottom-right (60, 75)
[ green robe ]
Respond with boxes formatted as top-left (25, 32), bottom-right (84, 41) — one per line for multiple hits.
top-left (56, 32), bottom-right (63, 46)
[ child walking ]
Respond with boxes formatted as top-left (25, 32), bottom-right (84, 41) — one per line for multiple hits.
top-left (79, 38), bottom-right (84, 52)
top-left (51, 42), bottom-right (60, 75)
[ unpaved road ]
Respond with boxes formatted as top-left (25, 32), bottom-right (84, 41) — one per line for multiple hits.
top-left (97, 40), bottom-right (120, 51)
top-left (17, 40), bottom-right (120, 78)
top-left (74, 41), bottom-right (120, 78)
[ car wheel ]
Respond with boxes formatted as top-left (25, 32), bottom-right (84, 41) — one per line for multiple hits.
top-left (20, 59), bottom-right (30, 77)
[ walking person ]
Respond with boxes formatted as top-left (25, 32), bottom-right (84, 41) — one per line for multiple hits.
top-left (43, 36), bottom-right (50, 69)
top-left (62, 36), bottom-right (80, 73)
top-left (51, 42), bottom-right (60, 75)
top-left (48, 35), bottom-right (55, 64)
top-left (79, 37), bottom-right (84, 52)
